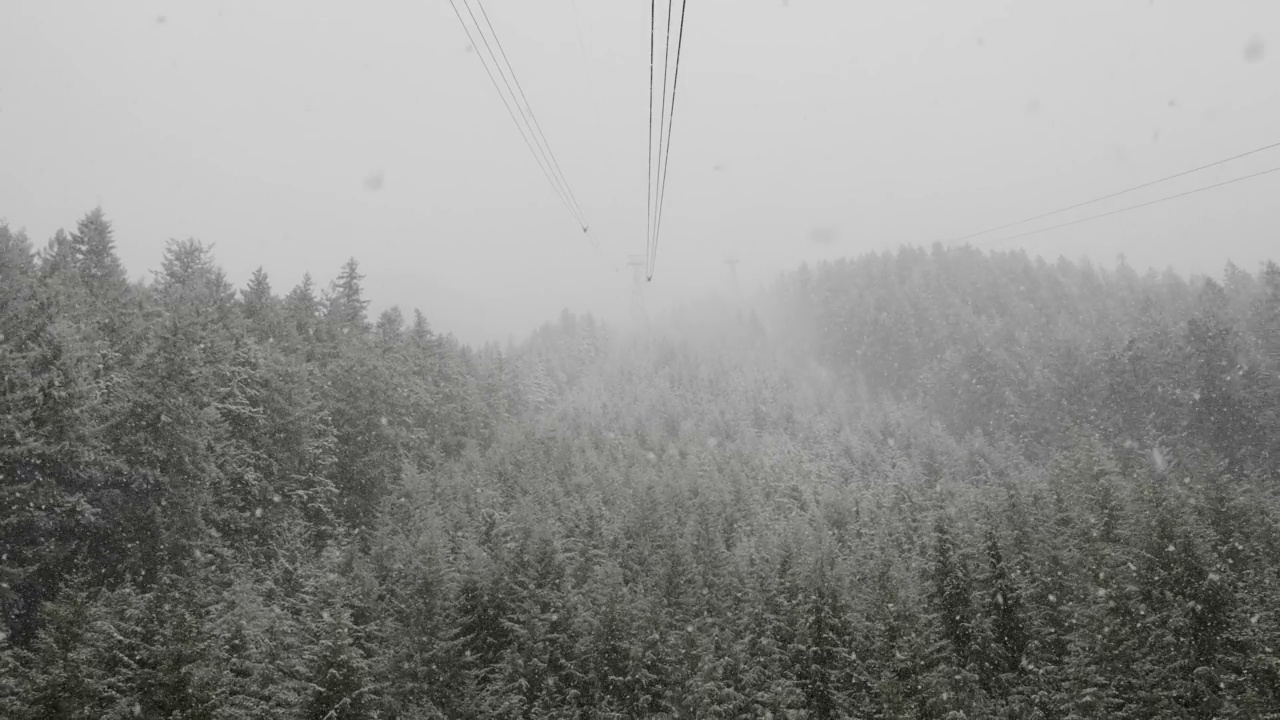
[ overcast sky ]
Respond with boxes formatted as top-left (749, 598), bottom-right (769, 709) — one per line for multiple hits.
top-left (2, 1), bottom-right (1277, 344)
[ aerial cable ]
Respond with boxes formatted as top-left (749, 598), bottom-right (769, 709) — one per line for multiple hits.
top-left (447, 0), bottom-right (592, 234)
top-left (459, 0), bottom-right (584, 227)
top-left (976, 164), bottom-right (1280, 248)
top-left (448, 0), bottom-right (579, 225)
top-left (645, 0), bottom-right (657, 278)
top-left (949, 138), bottom-right (1280, 245)
top-left (649, 0), bottom-right (688, 280)
top-left (473, 0), bottom-right (590, 227)
top-left (648, 0), bottom-right (676, 277)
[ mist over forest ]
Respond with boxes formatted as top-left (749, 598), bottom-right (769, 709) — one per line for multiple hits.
top-left (3, 209), bottom-right (1279, 718)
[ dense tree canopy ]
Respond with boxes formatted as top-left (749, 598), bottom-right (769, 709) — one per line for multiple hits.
top-left (3, 211), bottom-right (1279, 718)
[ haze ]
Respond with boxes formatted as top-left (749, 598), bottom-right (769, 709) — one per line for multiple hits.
top-left (2, 0), bottom-right (1277, 345)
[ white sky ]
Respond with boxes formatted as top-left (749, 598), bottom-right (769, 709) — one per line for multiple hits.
top-left (2, 1), bottom-right (1277, 344)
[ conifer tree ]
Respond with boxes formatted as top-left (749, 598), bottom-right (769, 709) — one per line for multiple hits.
top-left (326, 258), bottom-right (369, 334)
top-left (69, 208), bottom-right (127, 299)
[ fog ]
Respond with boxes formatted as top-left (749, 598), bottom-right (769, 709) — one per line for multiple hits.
top-left (1, 0), bottom-right (1276, 344)
top-left (6, 4), bottom-right (1280, 714)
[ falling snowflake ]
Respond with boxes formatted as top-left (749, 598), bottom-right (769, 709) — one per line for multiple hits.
top-left (1244, 36), bottom-right (1266, 63)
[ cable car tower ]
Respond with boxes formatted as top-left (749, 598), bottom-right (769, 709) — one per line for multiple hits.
top-left (724, 256), bottom-right (740, 295)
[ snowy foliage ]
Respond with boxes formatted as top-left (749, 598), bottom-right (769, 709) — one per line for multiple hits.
top-left (3, 213), bottom-right (1280, 717)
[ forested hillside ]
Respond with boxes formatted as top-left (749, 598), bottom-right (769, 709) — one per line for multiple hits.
top-left (3, 210), bottom-right (1280, 718)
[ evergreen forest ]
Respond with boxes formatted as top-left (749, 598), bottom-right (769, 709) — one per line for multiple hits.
top-left (3, 209), bottom-right (1280, 718)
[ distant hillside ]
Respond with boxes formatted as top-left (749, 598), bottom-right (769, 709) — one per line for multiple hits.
top-left (774, 245), bottom-right (1280, 467)
top-left (4, 213), bottom-right (1280, 717)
